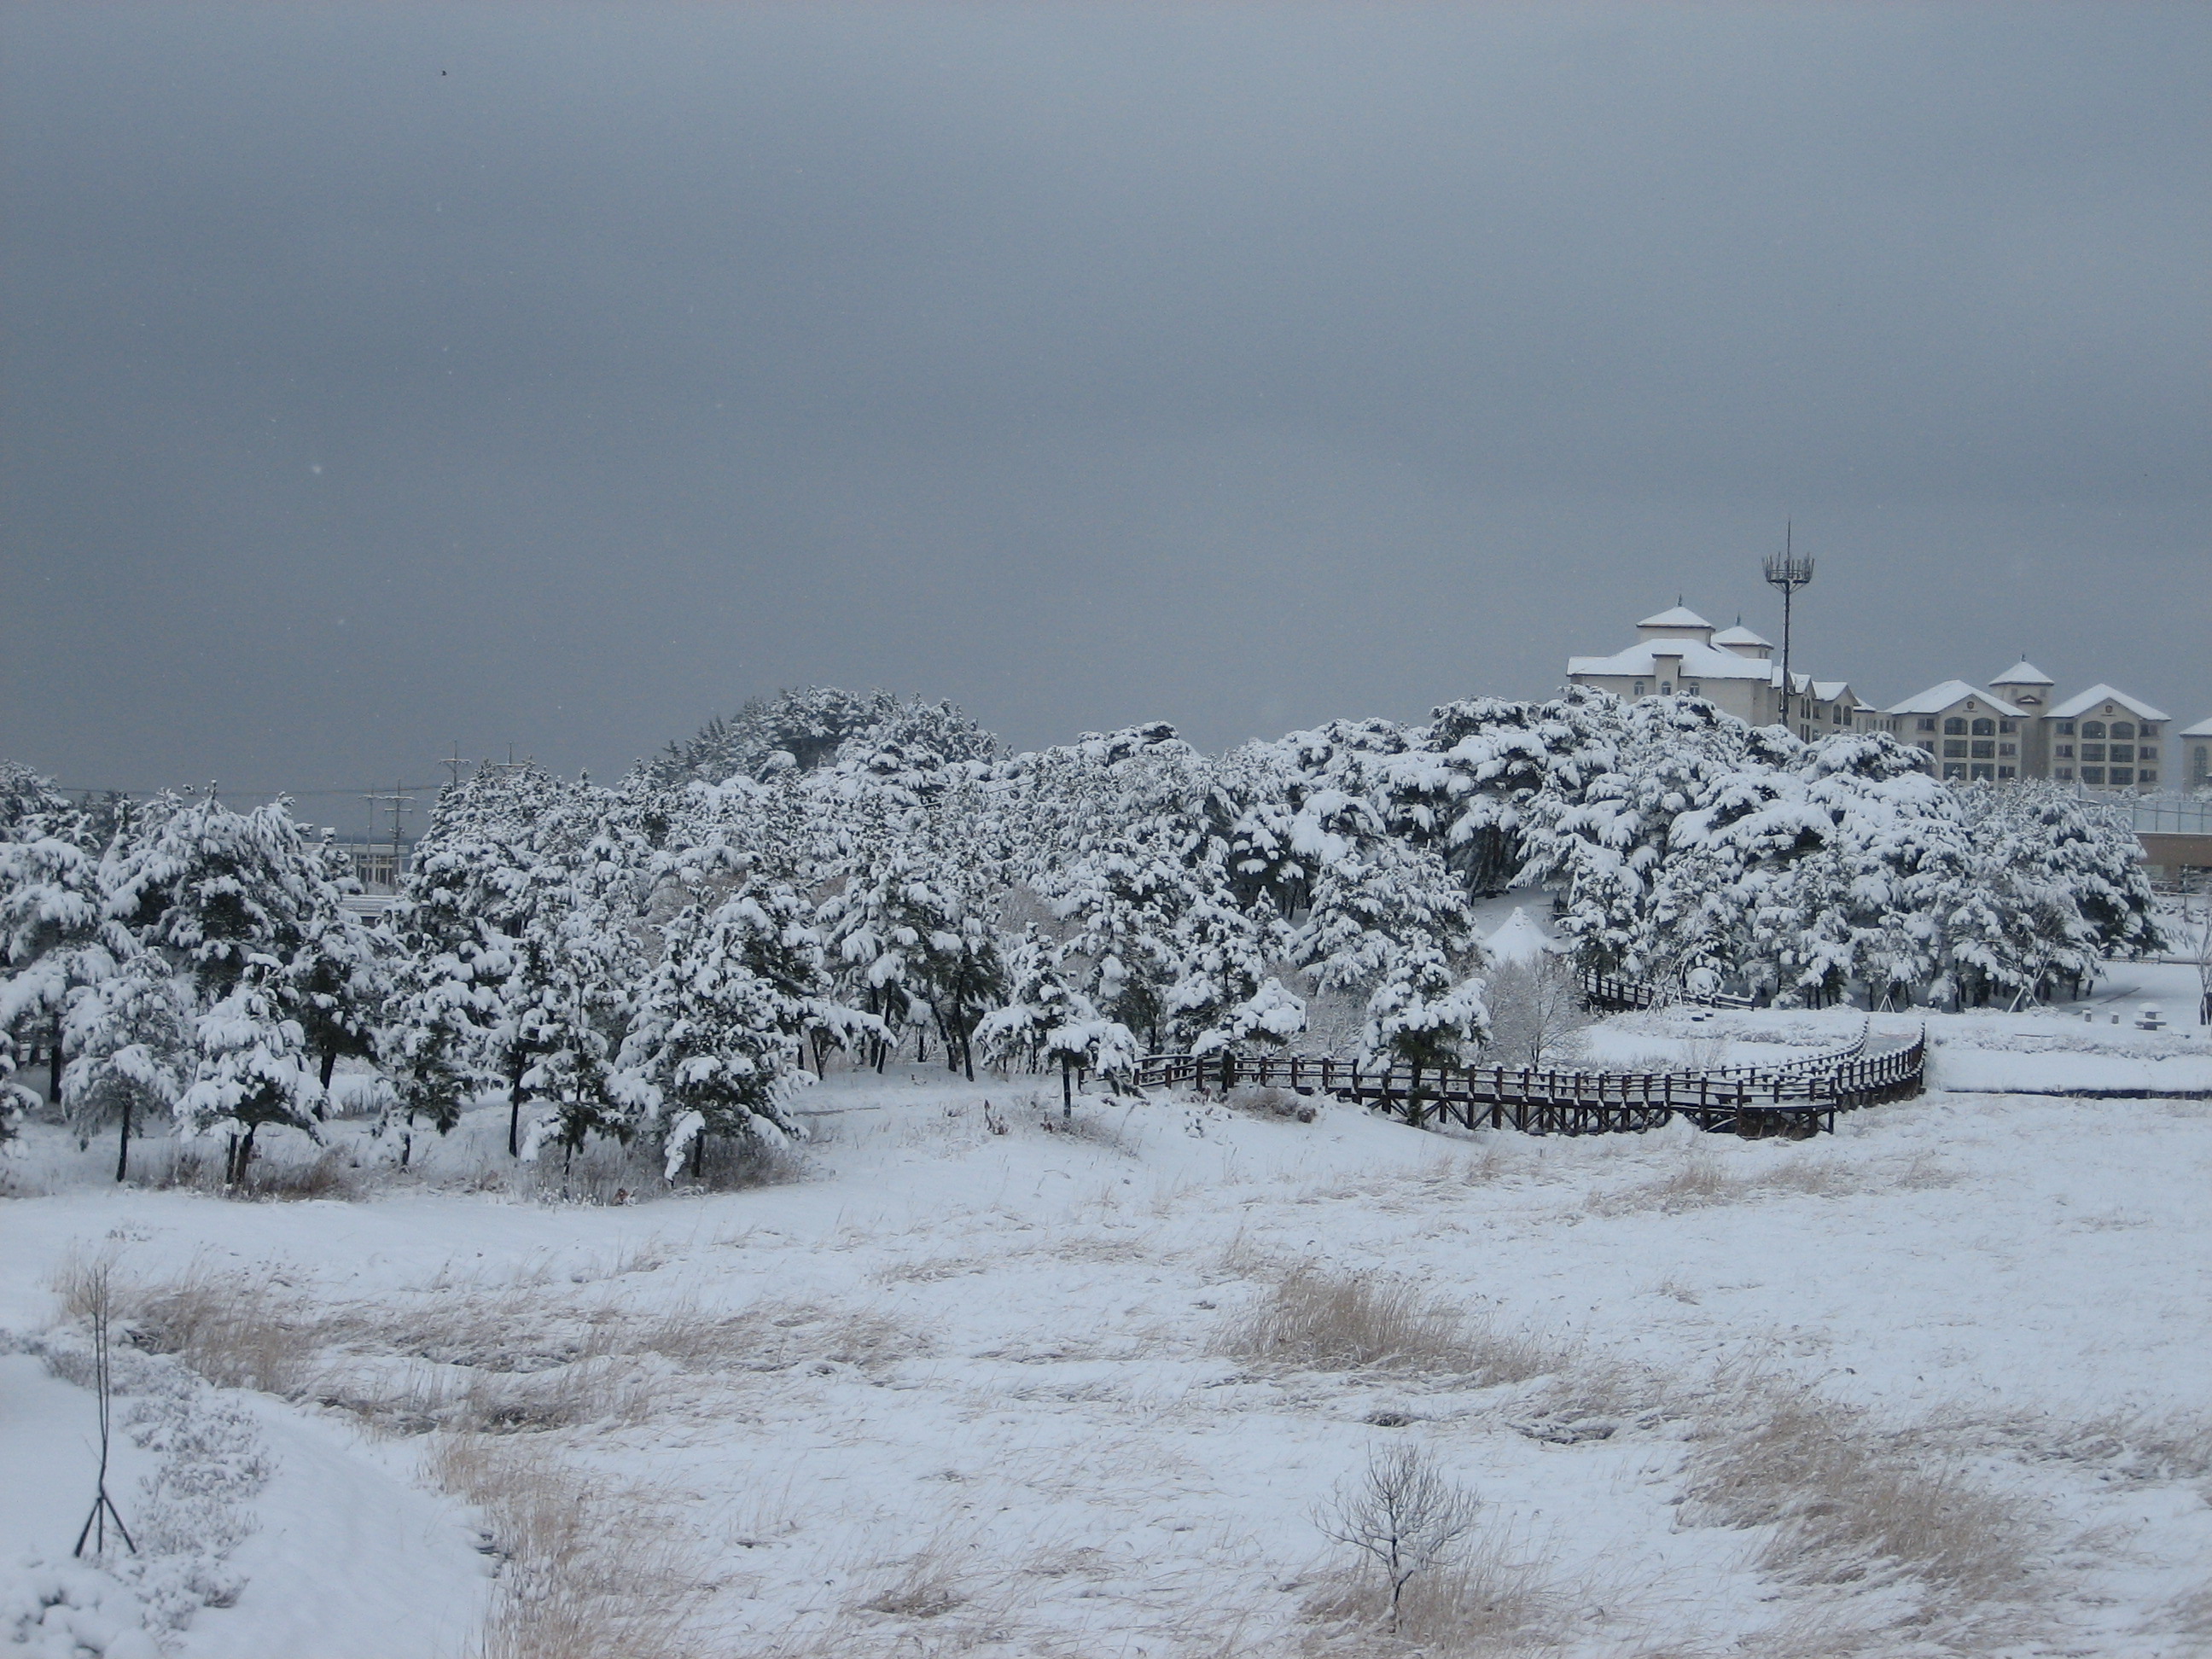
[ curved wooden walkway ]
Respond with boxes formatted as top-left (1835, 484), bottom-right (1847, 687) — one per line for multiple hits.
top-left (1136, 1024), bottom-right (1925, 1138)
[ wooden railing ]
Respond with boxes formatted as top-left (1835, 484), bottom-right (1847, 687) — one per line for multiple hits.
top-left (1579, 969), bottom-right (1757, 1012)
top-left (1134, 1026), bottom-right (1925, 1139)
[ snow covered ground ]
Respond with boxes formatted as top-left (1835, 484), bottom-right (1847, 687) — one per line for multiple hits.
top-left (6, 1013), bottom-right (2212, 1656)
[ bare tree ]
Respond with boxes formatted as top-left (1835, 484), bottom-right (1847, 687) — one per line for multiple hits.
top-left (1481, 952), bottom-right (1591, 1068)
top-left (2189, 894), bottom-right (2212, 1027)
top-left (1317, 1442), bottom-right (1481, 1633)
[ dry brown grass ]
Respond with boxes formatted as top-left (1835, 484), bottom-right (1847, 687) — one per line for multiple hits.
top-left (1216, 1266), bottom-right (1565, 1384)
top-left (1587, 1146), bottom-right (1873, 1216)
top-left (428, 1436), bottom-right (706, 1659)
top-left (1300, 1534), bottom-right (1566, 1656)
top-left (1683, 1376), bottom-right (2029, 1608)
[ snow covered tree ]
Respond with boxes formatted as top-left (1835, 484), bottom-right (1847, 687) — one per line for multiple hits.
top-left (618, 890), bottom-right (824, 1177)
top-left (61, 945), bottom-right (189, 1181)
top-left (176, 961), bottom-right (325, 1183)
top-left (1360, 943), bottom-right (1491, 1104)
top-left (974, 927), bottom-right (1134, 1114)
top-left (1, 817), bottom-right (129, 1102)
top-left (1290, 836), bottom-right (1475, 995)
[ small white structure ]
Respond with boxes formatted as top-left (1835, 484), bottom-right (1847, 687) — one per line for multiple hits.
top-left (1484, 906), bottom-right (1557, 966)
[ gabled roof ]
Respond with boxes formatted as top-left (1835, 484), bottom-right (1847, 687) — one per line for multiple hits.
top-left (1568, 640), bottom-right (1773, 682)
top-left (2047, 684), bottom-right (2169, 722)
top-left (1711, 624), bottom-right (1773, 647)
top-left (1988, 660), bottom-right (2054, 686)
top-left (2180, 715), bottom-right (2212, 738)
top-left (1636, 604), bottom-right (1712, 630)
top-left (1884, 680), bottom-right (2026, 719)
top-left (1807, 680), bottom-right (1855, 702)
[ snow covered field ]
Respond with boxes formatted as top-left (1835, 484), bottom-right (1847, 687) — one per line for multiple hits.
top-left (7, 1003), bottom-right (2212, 1659)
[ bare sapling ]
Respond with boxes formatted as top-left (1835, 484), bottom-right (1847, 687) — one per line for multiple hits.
top-left (71, 1259), bottom-right (137, 1559)
top-left (1318, 1441), bottom-right (1480, 1633)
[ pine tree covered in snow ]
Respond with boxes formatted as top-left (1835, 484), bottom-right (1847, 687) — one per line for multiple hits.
top-left (619, 889), bottom-right (820, 1179)
top-left (1360, 943), bottom-right (1491, 1092)
top-left (176, 961), bottom-right (326, 1182)
top-left (61, 944), bottom-right (190, 1180)
top-left (0, 808), bottom-right (129, 1102)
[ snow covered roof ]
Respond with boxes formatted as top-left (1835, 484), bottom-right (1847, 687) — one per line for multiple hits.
top-left (1636, 604), bottom-right (1712, 630)
top-left (1568, 639), bottom-right (1773, 682)
top-left (1483, 907), bottom-right (1557, 965)
top-left (2180, 716), bottom-right (2212, 737)
top-left (2048, 684), bottom-right (2170, 723)
top-left (1988, 661), bottom-right (2055, 686)
top-left (1710, 625), bottom-right (1772, 647)
top-left (1807, 680), bottom-right (1854, 702)
top-left (1884, 680), bottom-right (2026, 719)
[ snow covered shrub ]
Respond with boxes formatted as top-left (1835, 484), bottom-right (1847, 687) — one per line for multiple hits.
top-left (1225, 1084), bottom-right (1318, 1122)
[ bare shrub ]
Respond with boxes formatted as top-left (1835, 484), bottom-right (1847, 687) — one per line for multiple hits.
top-left (1683, 1377), bottom-right (2027, 1607)
top-left (1226, 1085), bottom-right (1318, 1123)
top-left (856, 1528), bottom-right (971, 1621)
top-left (1480, 953), bottom-right (1591, 1068)
top-left (1316, 1443), bottom-right (1481, 1633)
top-left (1218, 1266), bottom-right (1563, 1383)
top-left (136, 1142), bottom-right (365, 1202)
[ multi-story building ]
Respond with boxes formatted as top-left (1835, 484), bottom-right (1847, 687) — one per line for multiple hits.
top-left (2043, 686), bottom-right (2171, 789)
top-left (2184, 718), bottom-right (2212, 789)
top-left (1566, 606), bottom-right (1870, 736)
top-left (1569, 605), bottom-right (2204, 793)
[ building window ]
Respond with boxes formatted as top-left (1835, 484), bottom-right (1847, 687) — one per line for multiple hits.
top-left (2112, 721), bottom-right (2136, 740)
top-left (1998, 742), bottom-right (2016, 757)
top-left (1661, 681), bottom-right (1673, 695)
top-left (1970, 740), bottom-right (1995, 760)
top-left (1999, 719), bottom-right (2017, 734)
top-left (1917, 717), bottom-right (1937, 733)
top-left (2081, 743), bottom-right (2106, 762)
top-left (2058, 720), bottom-right (2075, 736)
top-left (2057, 767), bottom-right (2074, 780)
top-left (2081, 766), bottom-right (2105, 785)
top-left (2110, 766), bottom-right (2134, 785)
top-left (2138, 744), bottom-right (2157, 763)
top-left (1943, 717), bottom-right (1967, 736)
top-left (2082, 721), bottom-right (2106, 740)
top-left (1942, 762), bottom-right (1967, 780)
top-left (2110, 743), bottom-right (2134, 763)
top-left (1970, 763), bottom-right (1996, 780)
top-left (2141, 771), bottom-right (2157, 784)
top-left (2056, 743), bottom-right (2074, 758)
top-left (2141, 725), bottom-right (2160, 739)
top-left (1943, 740), bottom-right (1968, 758)
top-left (1998, 765), bottom-right (2016, 779)
top-left (1970, 718), bottom-right (1995, 737)
top-left (2196, 744), bottom-right (2209, 777)
top-left (1686, 683), bottom-right (1701, 696)
top-left (1633, 680), bottom-right (1644, 696)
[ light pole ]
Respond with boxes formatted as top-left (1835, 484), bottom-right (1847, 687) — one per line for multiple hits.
top-left (1762, 523), bottom-right (1814, 725)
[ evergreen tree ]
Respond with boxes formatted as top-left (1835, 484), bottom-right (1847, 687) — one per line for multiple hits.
top-left (1360, 944), bottom-right (1491, 1104)
top-left (176, 961), bottom-right (325, 1182)
top-left (61, 945), bottom-right (189, 1181)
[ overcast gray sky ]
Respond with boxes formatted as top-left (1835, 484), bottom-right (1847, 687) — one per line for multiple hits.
top-left (4, 3), bottom-right (2206, 830)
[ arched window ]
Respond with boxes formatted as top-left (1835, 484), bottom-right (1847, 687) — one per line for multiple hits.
top-left (1633, 680), bottom-right (1644, 696)
top-left (1970, 718), bottom-right (1995, 737)
top-left (2111, 721), bottom-right (2135, 740)
top-left (2081, 721), bottom-right (2106, 740)
top-left (1943, 717), bottom-right (1967, 736)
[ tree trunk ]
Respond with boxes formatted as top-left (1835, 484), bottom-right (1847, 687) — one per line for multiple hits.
top-left (690, 1130), bottom-right (707, 1179)
top-left (1061, 1057), bottom-right (1074, 1118)
top-left (508, 1097), bottom-right (522, 1158)
top-left (114, 1096), bottom-right (133, 1184)
top-left (319, 1046), bottom-right (338, 1090)
top-left (960, 1026), bottom-right (975, 1083)
top-left (50, 1013), bottom-right (63, 1102)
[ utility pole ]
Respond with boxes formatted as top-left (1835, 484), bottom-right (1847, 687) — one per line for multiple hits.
top-left (1762, 523), bottom-right (1815, 727)
top-left (436, 743), bottom-right (470, 790)
top-left (360, 782), bottom-right (415, 890)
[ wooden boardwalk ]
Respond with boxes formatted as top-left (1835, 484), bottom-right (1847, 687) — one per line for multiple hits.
top-left (1135, 1025), bottom-right (1925, 1138)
